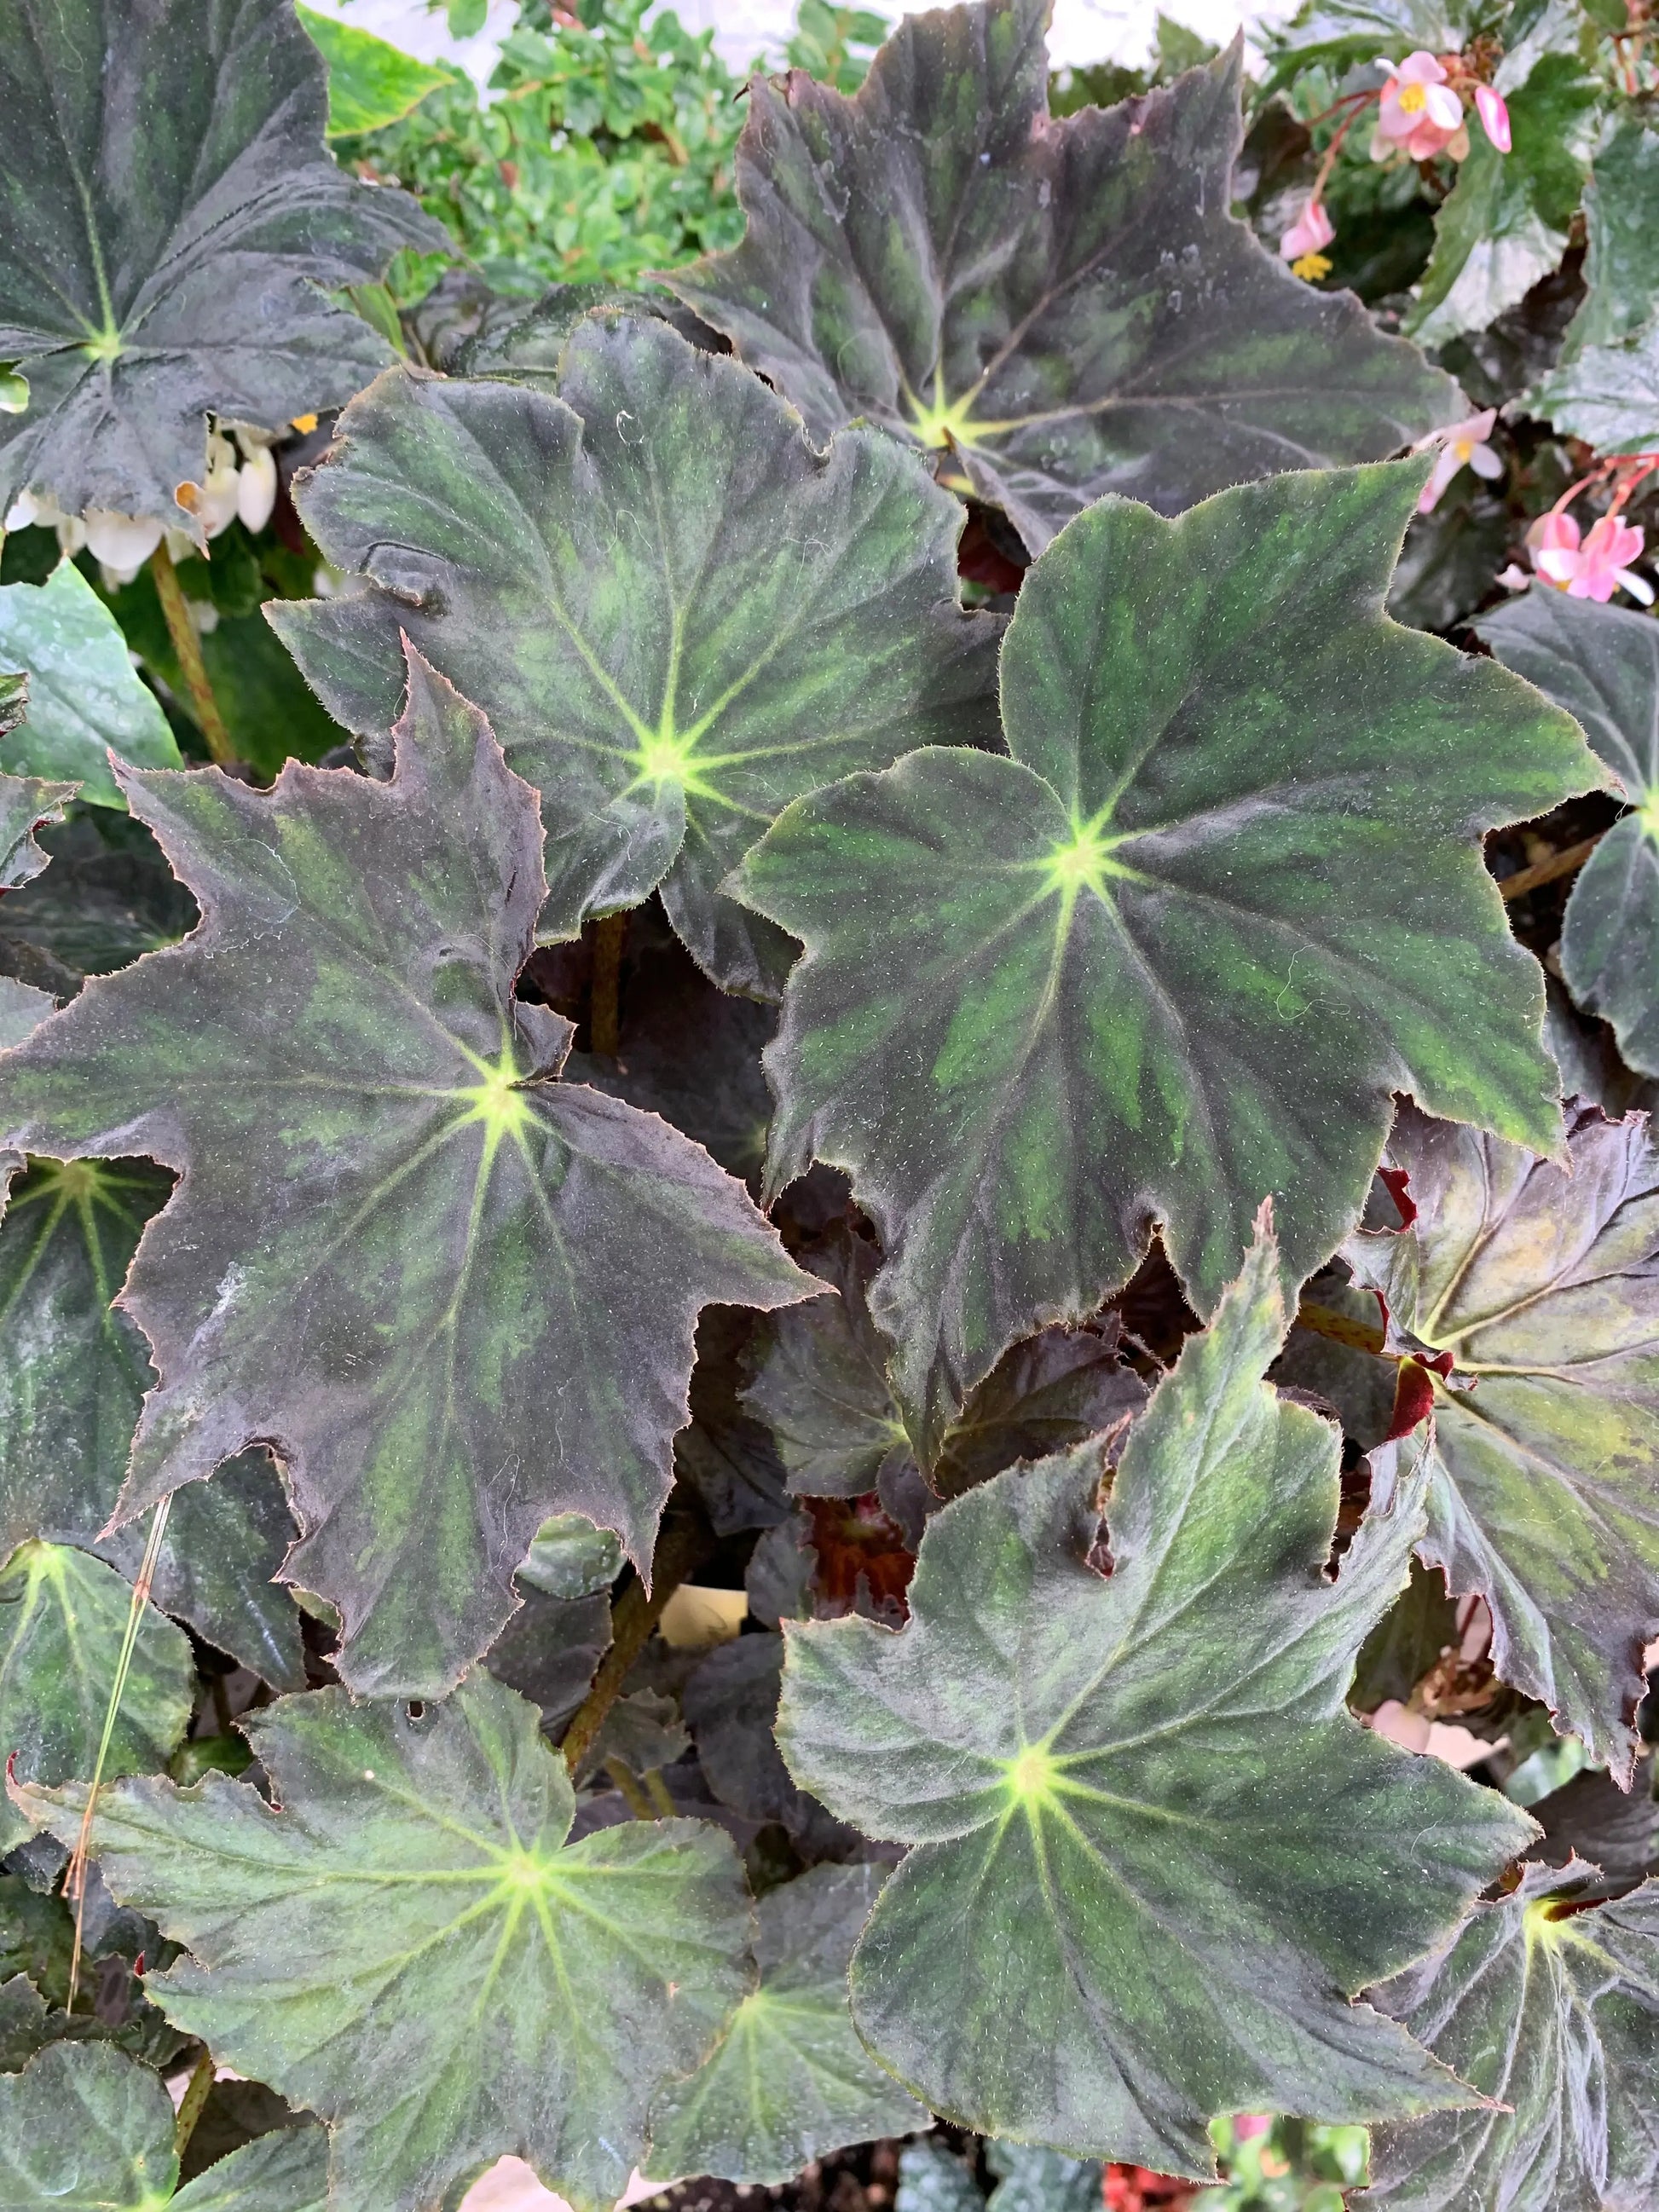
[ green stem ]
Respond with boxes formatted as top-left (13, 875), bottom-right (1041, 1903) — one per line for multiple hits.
top-left (148, 540), bottom-right (236, 768)
top-left (66, 1494), bottom-right (172, 2011)
top-left (173, 2047), bottom-right (217, 2158)
top-left (558, 1511), bottom-right (712, 1776)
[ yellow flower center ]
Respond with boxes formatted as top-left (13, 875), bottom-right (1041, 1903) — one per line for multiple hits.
top-left (1292, 251), bottom-right (1333, 282)
top-left (1399, 81), bottom-right (1428, 113)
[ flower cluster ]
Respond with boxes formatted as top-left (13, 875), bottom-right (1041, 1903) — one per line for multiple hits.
top-left (3, 425), bottom-right (279, 590)
top-left (1524, 511), bottom-right (1653, 604)
top-left (1280, 51), bottom-right (1511, 282)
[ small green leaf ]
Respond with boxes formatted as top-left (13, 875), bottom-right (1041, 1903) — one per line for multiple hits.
top-left (0, 1539), bottom-right (194, 1856)
top-left (1344, 1100), bottom-right (1659, 1782)
top-left (0, 0), bottom-right (444, 531)
top-left (0, 2042), bottom-right (179, 2210)
top-left (1408, 56), bottom-right (1601, 346)
top-left (667, 2), bottom-right (1461, 550)
top-left (646, 1863), bottom-right (928, 2185)
top-left (0, 2040), bottom-right (330, 2209)
top-left (1261, 0), bottom-right (1470, 84)
top-left (734, 463), bottom-right (1598, 1454)
top-left (516, 1514), bottom-right (624, 1600)
top-left (777, 1213), bottom-right (1535, 2169)
top-left (0, 563), bottom-right (180, 807)
top-left (274, 315), bottom-right (1000, 994)
top-left (17, 1675), bottom-right (755, 2212)
top-left (1479, 588), bottom-right (1659, 1076)
top-left (296, 5), bottom-right (451, 137)
top-left (1367, 1863), bottom-right (1659, 2206)
top-left (0, 650), bottom-right (817, 1696)
top-left (0, 1152), bottom-right (305, 1687)
top-left (0, 770), bottom-right (74, 892)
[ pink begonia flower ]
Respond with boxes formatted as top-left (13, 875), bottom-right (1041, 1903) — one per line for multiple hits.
top-left (1418, 408), bottom-right (1502, 511)
top-left (1376, 52), bottom-right (1465, 161)
top-left (1233, 2117), bottom-right (1273, 2144)
top-left (1529, 511), bottom-right (1656, 604)
top-left (1475, 84), bottom-right (1512, 152)
top-left (1279, 195), bottom-right (1334, 263)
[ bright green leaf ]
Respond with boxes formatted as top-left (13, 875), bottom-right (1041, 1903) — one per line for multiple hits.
top-left (0, 1539), bottom-right (194, 1856)
top-left (1367, 1862), bottom-right (1659, 2207)
top-left (666, 0), bottom-right (1461, 552)
top-left (0, 649), bottom-right (815, 1697)
top-left (273, 314), bottom-right (1001, 995)
top-left (776, 1213), bottom-right (1535, 2169)
top-left (0, 0), bottom-right (444, 531)
top-left (296, 5), bottom-right (451, 137)
top-left (733, 462), bottom-right (1598, 1456)
top-left (0, 563), bottom-right (180, 806)
top-left (1344, 1100), bottom-right (1659, 1783)
top-left (1479, 585), bottom-right (1659, 1075)
top-left (645, 1863), bottom-right (928, 2185)
top-left (17, 1674), bottom-right (755, 2212)
top-left (0, 1156), bottom-right (305, 1688)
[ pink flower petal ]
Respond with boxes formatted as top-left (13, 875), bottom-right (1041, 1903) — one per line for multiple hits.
top-left (1424, 82), bottom-right (1464, 130)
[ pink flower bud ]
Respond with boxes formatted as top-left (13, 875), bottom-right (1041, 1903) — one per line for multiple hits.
top-left (1279, 196), bottom-right (1334, 262)
top-left (1475, 85), bottom-right (1511, 153)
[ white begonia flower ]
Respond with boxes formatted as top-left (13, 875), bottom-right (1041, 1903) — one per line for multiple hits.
top-left (236, 442), bottom-right (278, 534)
top-left (55, 514), bottom-right (86, 557)
top-left (5, 488), bottom-right (62, 532)
top-left (83, 509), bottom-right (165, 570)
top-left (176, 428), bottom-right (242, 540)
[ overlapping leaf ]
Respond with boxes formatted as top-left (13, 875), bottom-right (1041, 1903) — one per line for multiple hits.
top-left (743, 1225), bottom-right (1144, 1498)
top-left (0, 806), bottom-right (197, 996)
top-left (0, 769), bottom-right (72, 892)
top-left (1479, 589), bottom-right (1659, 1077)
top-left (0, 1154), bottom-right (304, 1686)
top-left (273, 315), bottom-right (1001, 994)
top-left (0, 563), bottom-right (181, 806)
top-left (0, 1539), bottom-right (194, 1855)
top-left (0, 0), bottom-right (444, 530)
top-left (1367, 1861), bottom-right (1659, 2207)
top-left (1344, 1100), bottom-right (1659, 1781)
top-left (0, 2013), bottom-right (353, 2211)
top-left (1408, 55), bottom-right (1600, 346)
top-left (735, 462), bottom-right (1597, 1456)
top-left (297, 3), bottom-right (448, 137)
top-left (776, 1214), bottom-right (1535, 2170)
top-left (665, 0), bottom-right (1460, 552)
top-left (1529, 109), bottom-right (1659, 451)
top-left (15, 1675), bottom-right (754, 2212)
top-left (0, 648), bottom-right (816, 1697)
top-left (645, 1864), bottom-right (928, 2185)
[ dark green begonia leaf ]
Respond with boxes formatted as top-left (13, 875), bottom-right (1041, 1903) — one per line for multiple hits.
top-left (0, 976), bottom-right (51, 1049)
top-left (1408, 55), bottom-right (1600, 346)
top-left (0, 1539), bottom-right (194, 1856)
top-left (1367, 1860), bottom-right (1659, 2208)
top-left (0, 769), bottom-right (73, 892)
top-left (272, 315), bottom-right (1001, 996)
top-left (645, 1863), bottom-right (928, 2185)
top-left (1344, 1100), bottom-right (1659, 1782)
top-left (0, 649), bottom-right (817, 1698)
top-left (1479, 589), bottom-right (1659, 1077)
top-left (0, 2039), bottom-right (330, 2210)
top-left (682, 1631), bottom-right (857, 1851)
top-left (984, 2142), bottom-right (1101, 2212)
top-left (0, 0), bottom-right (445, 534)
top-left (664, 0), bottom-right (1461, 552)
top-left (1528, 1757), bottom-right (1659, 1892)
top-left (0, 1154), bottom-right (305, 1688)
top-left (1560, 108), bottom-right (1659, 355)
top-left (743, 1225), bottom-right (1145, 1497)
top-left (776, 1212), bottom-right (1535, 2170)
top-left (734, 462), bottom-right (1598, 1458)
top-left (484, 1588), bottom-right (610, 1737)
top-left (16, 1674), bottom-right (755, 2212)
top-left (0, 564), bottom-right (181, 807)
